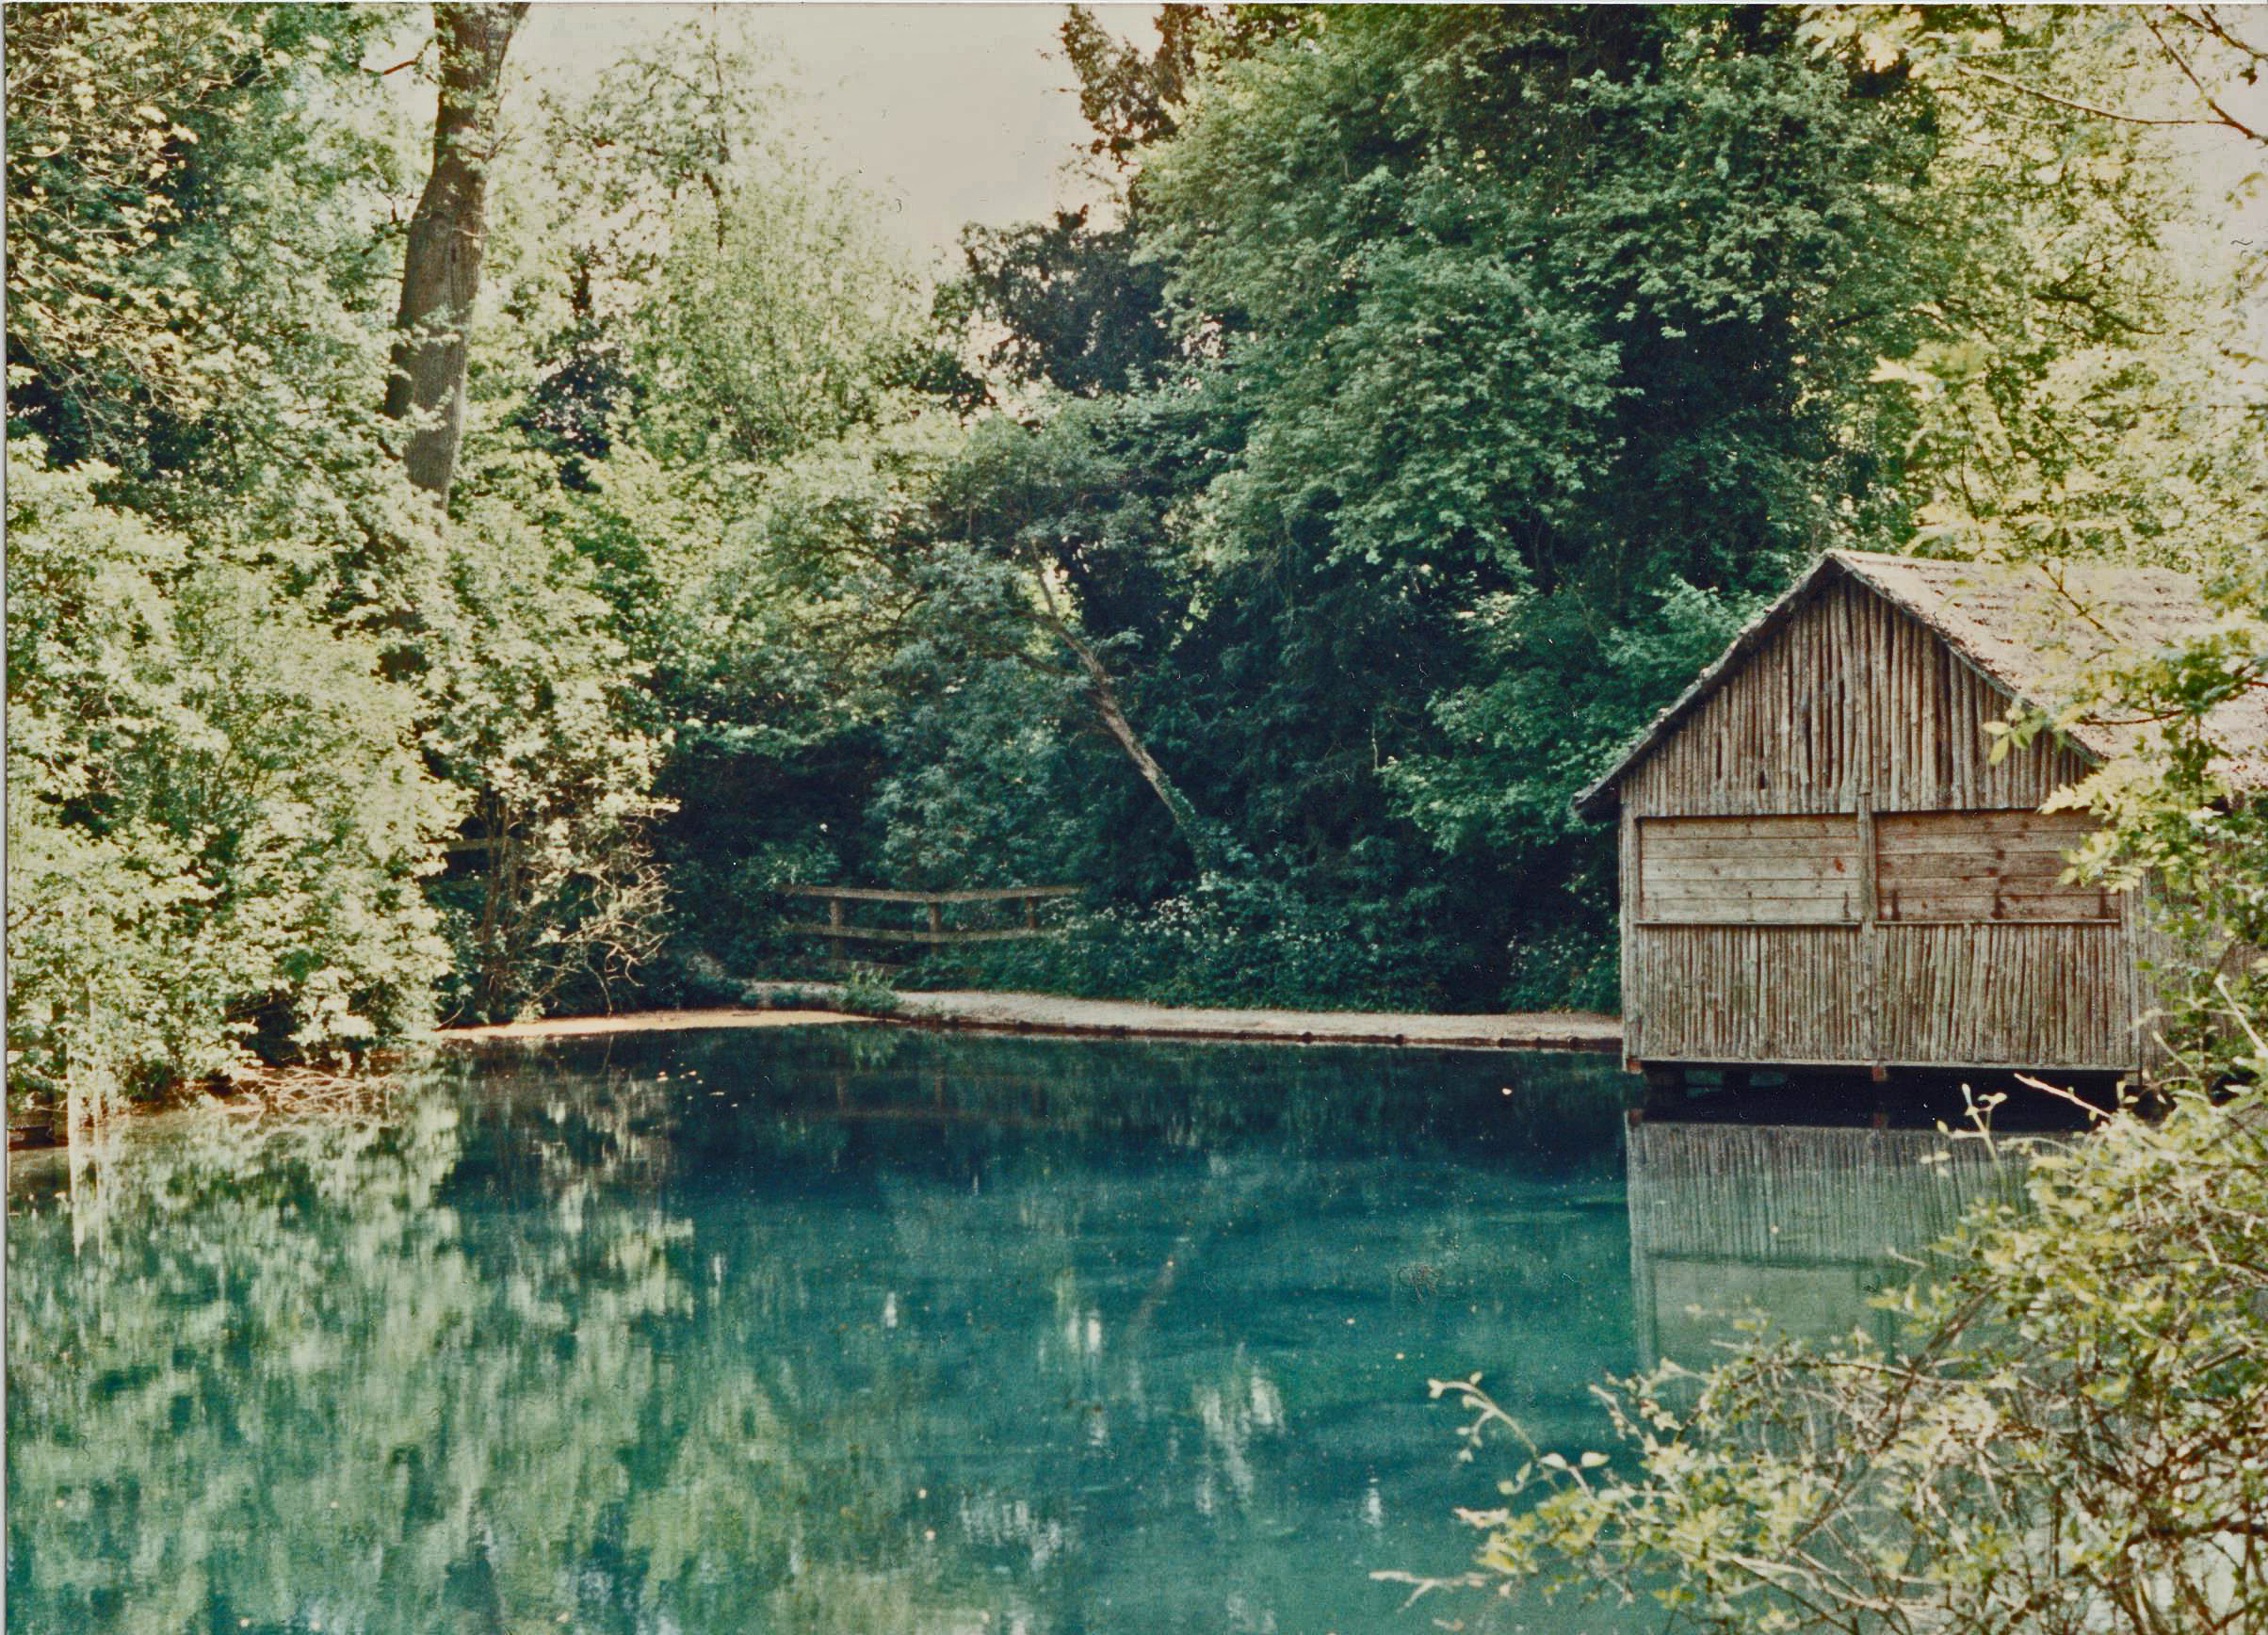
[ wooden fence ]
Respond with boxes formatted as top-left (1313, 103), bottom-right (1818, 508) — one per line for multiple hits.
top-left (781, 885), bottom-right (1078, 966)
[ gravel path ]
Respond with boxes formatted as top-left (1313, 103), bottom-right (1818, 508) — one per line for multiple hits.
top-left (441, 1008), bottom-right (869, 1042)
top-left (761, 986), bottom-right (1618, 1052)
top-left (444, 989), bottom-right (1620, 1054)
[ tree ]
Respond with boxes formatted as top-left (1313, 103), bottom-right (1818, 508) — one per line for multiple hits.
top-left (417, 486), bottom-right (675, 1023)
top-left (941, 209), bottom-right (1176, 401)
top-left (6, 445), bottom-right (457, 1120)
top-left (521, 12), bottom-right (919, 479)
top-left (929, 7), bottom-right (1300, 405)
top-left (1834, 6), bottom-right (2266, 572)
top-left (4, 4), bottom-right (464, 1122)
top-left (1097, 6), bottom-right (1954, 1002)
top-left (5, 4), bottom-right (404, 481)
top-left (1393, 10), bottom-right (2268, 1625)
top-left (384, 2), bottom-right (528, 499)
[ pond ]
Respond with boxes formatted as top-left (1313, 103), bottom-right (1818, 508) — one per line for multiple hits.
top-left (6, 1026), bottom-right (2017, 1635)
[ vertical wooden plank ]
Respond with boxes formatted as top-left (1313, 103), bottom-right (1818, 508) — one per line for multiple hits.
top-left (1623, 802), bottom-right (1643, 1064)
top-left (1855, 592), bottom-right (1883, 1075)
top-left (2120, 881), bottom-right (2146, 1080)
top-left (1858, 795), bottom-right (1881, 1074)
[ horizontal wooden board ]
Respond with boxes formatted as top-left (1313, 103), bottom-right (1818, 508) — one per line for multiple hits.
top-left (1871, 809), bottom-right (2104, 923)
top-left (1644, 834), bottom-right (1865, 858)
top-left (1645, 855), bottom-right (1863, 883)
top-left (1640, 814), bottom-right (1861, 926)
top-left (1638, 902), bottom-right (1857, 926)
top-left (782, 884), bottom-right (1078, 903)
top-left (1873, 811), bottom-right (2096, 850)
top-left (1641, 891), bottom-right (1859, 925)
top-left (1875, 857), bottom-right (2081, 884)
top-left (1880, 891), bottom-right (2112, 924)
top-left (1643, 815), bottom-right (1859, 840)
top-left (786, 923), bottom-right (1063, 945)
top-left (1643, 883), bottom-right (1860, 907)
top-left (1874, 837), bottom-right (2089, 860)
top-left (1879, 861), bottom-right (2097, 886)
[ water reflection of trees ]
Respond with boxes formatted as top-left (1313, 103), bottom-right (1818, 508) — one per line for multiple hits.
top-left (8, 1033), bottom-right (1638, 1635)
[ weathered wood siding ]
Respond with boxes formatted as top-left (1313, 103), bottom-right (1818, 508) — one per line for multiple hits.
top-left (1638, 816), bottom-right (1861, 925)
top-left (1622, 578), bottom-right (2135, 1072)
top-left (1623, 579), bottom-right (2090, 817)
top-left (1875, 922), bottom-right (2130, 1066)
top-left (1631, 926), bottom-right (1871, 1063)
top-left (1874, 811), bottom-right (2109, 924)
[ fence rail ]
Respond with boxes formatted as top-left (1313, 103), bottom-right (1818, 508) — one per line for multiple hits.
top-left (781, 884), bottom-right (1077, 962)
top-left (782, 885), bottom-right (1080, 907)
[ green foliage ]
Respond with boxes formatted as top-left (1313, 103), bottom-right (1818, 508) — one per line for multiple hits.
top-left (4, 5), bottom-right (402, 462)
top-left (940, 209), bottom-right (1176, 401)
top-left (1388, 576), bottom-right (1764, 858)
top-left (526, 13), bottom-right (923, 478)
top-left (869, 653), bottom-right (1089, 891)
top-left (6, 445), bottom-right (456, 1110)
top-left (418, 486), bottom-right (674, 1023)
top-left (954, 868), bottom-right (1455, 1013)
top-left (835, 966), bottom-right (903, 1016)
top-left (1832, 7), bottom-right (2265, 571)
top-left (1399, 10), bottom-right (2268, 1615)
top-left (909, 7), bottom-right (1946, 1005)
top-left (1412, 1072), bottom-right (2268, 1634)
top-left (940, 7), bottom-right (1952, 1007)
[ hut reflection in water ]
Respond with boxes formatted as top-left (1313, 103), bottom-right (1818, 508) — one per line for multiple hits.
top-left (1625, 1117), bottom-right (2036, 1367)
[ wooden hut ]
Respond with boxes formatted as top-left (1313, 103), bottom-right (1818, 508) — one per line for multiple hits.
top-left (1574, 550), bottom-right (2265, 1082)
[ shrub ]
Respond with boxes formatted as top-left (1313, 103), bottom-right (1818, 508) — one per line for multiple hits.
top-left (945, 869), bottom-right (1451, 1012)
top-left (1401, 1063), bottom-right (2268, 1635)
top-left (6, 445), bottom-right (457, 1117)
top-left (420, 493), bottom-right (674, 1023)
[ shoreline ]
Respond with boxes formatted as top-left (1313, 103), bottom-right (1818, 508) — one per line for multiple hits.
top-left (440, 987), bottom-right (1623, 1055)
top-left (436, 1007), bottom-right (871, 1042)
top-left (10, 996), bottom-right (1619, 1152)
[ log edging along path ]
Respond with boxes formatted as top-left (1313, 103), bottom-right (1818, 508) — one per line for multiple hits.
top-left (440, 986), bottom-right (1623, 1055)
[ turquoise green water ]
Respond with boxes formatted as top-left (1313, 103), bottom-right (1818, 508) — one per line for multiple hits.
top-left (7, 1028), bottom-right (1952, 1635)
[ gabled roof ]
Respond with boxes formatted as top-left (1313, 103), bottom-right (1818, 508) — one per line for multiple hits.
top-left (1572, 550), bottom-right (2267, 820)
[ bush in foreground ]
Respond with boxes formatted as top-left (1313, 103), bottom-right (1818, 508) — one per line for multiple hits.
top-left (1396, 1059), bottom-right (2268, 1634)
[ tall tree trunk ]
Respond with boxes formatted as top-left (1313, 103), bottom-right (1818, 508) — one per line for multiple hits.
top-left (1025, 544), bottom-right (1208, 858)
top-left (383, 3), bottom-right (527, 499)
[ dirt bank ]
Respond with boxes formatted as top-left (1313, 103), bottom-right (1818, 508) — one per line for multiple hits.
top-left (444, 989), bottom-right (1620, 1054)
